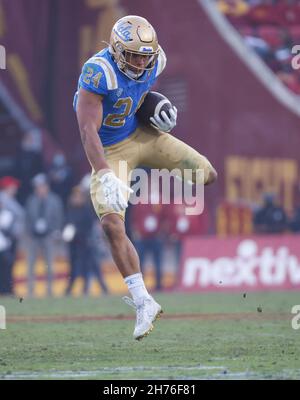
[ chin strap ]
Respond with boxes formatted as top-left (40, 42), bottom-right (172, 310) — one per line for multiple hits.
top-left (124, 68), bottom-right (144, 80)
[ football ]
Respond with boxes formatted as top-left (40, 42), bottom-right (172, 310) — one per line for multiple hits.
top-left (136, 91), bottom-right (173, 126)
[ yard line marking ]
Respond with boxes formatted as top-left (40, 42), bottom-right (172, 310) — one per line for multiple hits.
top-left (7, 312), bottom-right (290, 324)
top-left (1, 365), bottom-right (226, 380)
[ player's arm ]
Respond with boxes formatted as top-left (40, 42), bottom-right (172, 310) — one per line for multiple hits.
top-left (76, 87), bottom-right (132, 212)
top-left (76, 87), bottom-right (110, 173)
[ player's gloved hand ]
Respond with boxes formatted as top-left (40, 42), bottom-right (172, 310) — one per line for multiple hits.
top-left (98, 171), bottom-right (133, 212)
top-left (150, 106), bottom-right (177, 133)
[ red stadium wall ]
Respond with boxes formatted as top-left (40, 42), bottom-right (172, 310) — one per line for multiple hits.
top-left (1, 0), bottom-right (300, 224)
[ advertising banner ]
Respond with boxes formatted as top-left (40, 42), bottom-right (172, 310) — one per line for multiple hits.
top-left (180, 235), bottom-right (300, 291)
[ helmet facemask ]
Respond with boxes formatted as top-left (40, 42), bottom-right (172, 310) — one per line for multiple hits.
top-left (117, 47), bottom-right (159, 81)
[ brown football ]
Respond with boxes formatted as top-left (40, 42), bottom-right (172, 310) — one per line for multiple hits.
top-left (136, 91), bottom-right (173, 126)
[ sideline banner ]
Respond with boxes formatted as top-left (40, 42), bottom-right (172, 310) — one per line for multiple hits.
top-left (179, 235), bottom-right (300, 291)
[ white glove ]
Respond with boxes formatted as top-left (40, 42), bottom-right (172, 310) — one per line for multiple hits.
top-left (150, 106), bottom-right (177, 132)
top-left (98, 171), bottom-right (133, 212)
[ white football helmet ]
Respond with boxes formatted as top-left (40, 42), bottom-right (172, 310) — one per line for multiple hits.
top-left (109, 15), bottom-right (160, 82)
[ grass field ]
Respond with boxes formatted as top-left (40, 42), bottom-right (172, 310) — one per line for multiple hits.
top-left (0, 291), bottom-right (300, 380)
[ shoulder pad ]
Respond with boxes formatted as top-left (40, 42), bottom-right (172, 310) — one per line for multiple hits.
top-left (155, 46), bottom-right (167, 78)
top-left (80, 56), bottom-right (118, 95)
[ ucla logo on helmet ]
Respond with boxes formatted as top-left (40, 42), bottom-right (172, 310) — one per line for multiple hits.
top-left (115, 22), bottom-right (132, 42)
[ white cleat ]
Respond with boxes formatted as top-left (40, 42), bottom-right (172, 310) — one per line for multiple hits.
top-left (123, 296), bottom-right (163, 341)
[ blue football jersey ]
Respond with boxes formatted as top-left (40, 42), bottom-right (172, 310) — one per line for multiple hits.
top-left (73, 47), bottom-right (167, 146)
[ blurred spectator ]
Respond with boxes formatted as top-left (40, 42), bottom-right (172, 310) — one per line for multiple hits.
top-left (62, 186), bottom-right (108, 296)
top-left (244, 34), bottom-right (273, 62)
top-left (25, 174), bottom-right (64, 297)
top-left (0, 199), bottom-right (15, 295)
top-left (289, 205), bottom-right (300, 233)
top-left (130, 187), bottom-right (167, 292)
top-left (87, 220), bottom-right (110, 295)
top-left (48, 152), bottom-right (74, 207)
top-left (165, 200), bottom-right (209, 273)
top-left (79, 173), bottom-right (91, 193)
top-left (0, 176), bottom-right (25, 294)
top-left (218, 0), bottom-right (300, 94)
top-left (15, 129), bottom-right (45, 205)
top-left (253, 192), bottom-right (288, 233)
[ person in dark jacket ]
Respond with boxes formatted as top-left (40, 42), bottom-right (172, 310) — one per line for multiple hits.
top-left (25, 174), bottom-right (64, 297)
top-left (0, 199), bottom-right (15, 295)
top-left (253, 192), bottom-right (288, 234)
top-left (63, 186), bottom-right (108, 295)
top-left (0, 176), bottom-right (25, 294)
top-left (15, 129), bottom-right (45, 205)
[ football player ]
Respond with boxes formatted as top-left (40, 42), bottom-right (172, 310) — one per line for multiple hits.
top-left (74, 15), bottom-right (217, 340)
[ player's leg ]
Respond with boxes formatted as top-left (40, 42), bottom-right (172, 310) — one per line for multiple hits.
top-left (89, 151), bottom-right (162, 340)
top-left (101, 214), bottom-right (162, 339)
top-left (101, 213), bottom-right (140, 277)
top-left (90, 251), bottom-right (109, 294)
top-left (27, 237), bottom-right (39, 297)
top-left (90, 158), bottom-right (139, 276)
top-left (151, 238), bottom-right (163, 291)
top-left (137, 128), bottom-right (217, 185)
top-left (42, 236), bottom-right (55, 297)
top-left (65, 243), bottom-right (79, 295)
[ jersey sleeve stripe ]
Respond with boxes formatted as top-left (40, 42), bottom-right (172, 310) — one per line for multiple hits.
top-left (87, 57), bottom-right (118, 90)
top-left (99, 58), bottom-right (118, 90)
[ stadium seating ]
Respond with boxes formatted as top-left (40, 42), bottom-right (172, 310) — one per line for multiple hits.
top-left (219, 1), bottom-right (300, 94)
top-left (257, 25), bottom-right (283, 48)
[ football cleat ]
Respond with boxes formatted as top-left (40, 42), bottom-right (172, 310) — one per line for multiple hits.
top-left (123, 296), bottom-right (163, 340)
